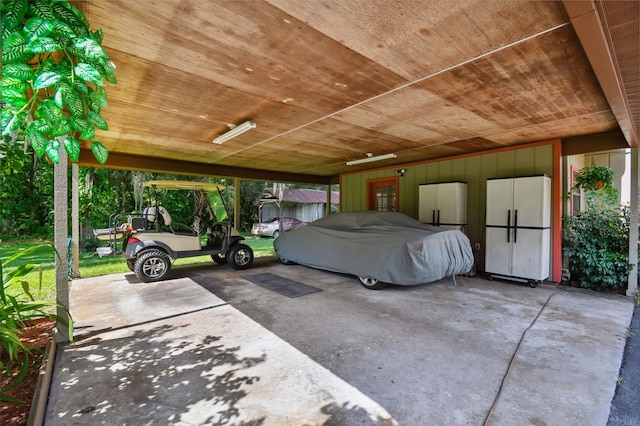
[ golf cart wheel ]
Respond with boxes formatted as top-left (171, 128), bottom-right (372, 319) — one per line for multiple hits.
top-left (134, 250), bottom-right (171, 282)
top-left (272, 230), bottom-right (280, 239)
top-left (126, 258), bottom-right (136, 272)
top-left (228, 244), bottom-right (254, 270)
top-left (279, 257), bottom-right (295, 265)
top-left (211, 253), bottom-right (226, 265)
top-left (358, 276), bottom-right (386, 290)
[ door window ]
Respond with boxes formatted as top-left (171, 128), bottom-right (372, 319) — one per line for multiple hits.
top-left (367, 177), bottom-right (399, 211)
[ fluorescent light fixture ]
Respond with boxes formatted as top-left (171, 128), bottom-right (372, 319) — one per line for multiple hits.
top-left (213, 120), bottom-right (256, 144)
top-left (346, 153), bottom-right (397, 165)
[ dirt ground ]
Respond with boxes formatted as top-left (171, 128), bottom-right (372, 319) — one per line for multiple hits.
top-left (0, 318), bottom-right (55, 425)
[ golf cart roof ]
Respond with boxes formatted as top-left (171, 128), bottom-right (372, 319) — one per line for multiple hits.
top-left (143, 180), bottom-right (226, 192)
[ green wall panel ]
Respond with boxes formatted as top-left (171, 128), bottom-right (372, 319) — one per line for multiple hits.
top-left (340, 142), bottom-right (556, 274)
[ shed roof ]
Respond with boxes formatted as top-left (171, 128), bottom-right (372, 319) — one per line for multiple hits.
top-left (259, 189), bottom-right (340, 204)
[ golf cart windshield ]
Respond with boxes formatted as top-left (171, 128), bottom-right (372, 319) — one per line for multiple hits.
top-left (143, 180), bottom-right (229, 223)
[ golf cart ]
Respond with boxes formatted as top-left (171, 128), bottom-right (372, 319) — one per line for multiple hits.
top-left (120, 180), bottom-right (253, 282)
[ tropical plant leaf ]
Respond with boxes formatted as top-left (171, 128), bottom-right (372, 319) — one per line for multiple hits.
top-left (74, 62), bottom-right (103, 87)
top-left (91, 141), bottom-right (108, 164)
top-left (35, 98), bottom-right (62, 124)
top-left (54, 88), bottom-right (64, 108)
top-left (2, 86), bottom-right (26, 99)
top-left (92, 28), bottom-right (104, 45)
top-left (2, 32), bottom-right (31, 64)
top-left (1, 88), bottom-right (28, 106)
top-left (104, 72), bottom-right (118, 85)
top-left (25, 124), bottom-right (49, 158)
top-left (73, 37), bottom-right (108, 63)
top-left (70, 116), bottom-right (89, 133)
top-left (1, 108), bottom-right (25, 135)
top-left (2, 63), bottom-right (36, 81)
top-left (49, 117), bottom-right (72, 137)
top-left (2, 0), bottom-right (29, 34)
top-left (28, 0), bottom-right (55, 20)
top-left (80, 125), bottom-right (95, 141)
top-left (27, 36), bottom-right (62, 53)
top-left (52, 1), bottom-right (89, 37)
top-left (45, 138), bottom-right (60, 163)
top-left (100, 59), bottom-right (116, 74)
top-left (24, 16), bottom-right (54, 41)
top-left (72, 78), bottom-right (89, 95)
top-left (64, 136), bottom-right (80, 161)
top-left (33, 70), bottom-right (62, 89)
top-left (87, 96), bottom-right (102, 114)
top-left (27, 117), bottom-right (51, 134)
top-left (64, 88), bottom-right (85, 117)
top-left (89, 89), bottom-right (108, 109)
top-left (87, 111), bottom-right (108, 130)
top-left (2, 76), bottom-right (30, 91)
top-left (49, 18), bottom-right (76, 38)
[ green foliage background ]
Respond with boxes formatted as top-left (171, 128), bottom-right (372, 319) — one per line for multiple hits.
top-left (563, 166), bottom-right (636, 291)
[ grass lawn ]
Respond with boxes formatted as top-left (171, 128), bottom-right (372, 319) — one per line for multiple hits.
top-left (1, 235), bottom-right (276, 305)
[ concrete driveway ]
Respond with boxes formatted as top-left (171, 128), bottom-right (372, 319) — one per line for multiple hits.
top-left (46, 256), bottom-right (634, 425)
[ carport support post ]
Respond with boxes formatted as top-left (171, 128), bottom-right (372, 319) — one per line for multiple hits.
top-left (234, 178), bottom-right (241, 231)
top-left (54, 144), bottom-right (70, 342)
top-left (71, 162), bottom-right (80, 278)
top-left (326, 185), bottom-right (331, 216)
top-left (628, 147), bottom-right (638, 297)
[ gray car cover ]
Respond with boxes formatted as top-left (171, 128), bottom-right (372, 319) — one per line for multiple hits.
top-left (274, 211), bottom-right (474, 285)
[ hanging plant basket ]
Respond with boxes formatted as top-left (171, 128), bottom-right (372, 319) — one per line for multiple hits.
top-left (573, 165), bottom-right (615, 191)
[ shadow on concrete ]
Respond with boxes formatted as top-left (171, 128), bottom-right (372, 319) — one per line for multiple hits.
top-left (50, 322), bottom-right (267, 424)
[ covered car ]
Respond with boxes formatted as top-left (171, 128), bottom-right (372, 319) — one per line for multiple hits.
top-left (273, 211), bottom-right (473, 289)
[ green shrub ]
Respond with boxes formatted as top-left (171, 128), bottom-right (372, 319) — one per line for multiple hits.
top-left (564, 205), bottom-right (633, 291)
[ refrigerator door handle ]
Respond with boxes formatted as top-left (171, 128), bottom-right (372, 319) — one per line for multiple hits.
top-left (507, 210), bottom-right (511, 243)
top-left (437, 210), bottom-right (440, 226)
top-left (432, 210), bottom-right (436, 225)
top-left (514, 209), bottom-right (518, 243)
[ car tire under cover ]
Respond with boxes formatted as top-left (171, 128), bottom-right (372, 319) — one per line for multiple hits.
top-left (279, 257), bottom-right (295, 265)
top-left (227, 244), bottom-right (254, 270)
top-left (358, 276), bottom-right (387, 290)
top-left (134, 250), bottom-right (171, 282)
top-left (211, 253), bottom-right (226, 265)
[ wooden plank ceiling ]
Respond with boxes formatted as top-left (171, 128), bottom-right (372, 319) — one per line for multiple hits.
top-left (75, 0), bottom-right (637, 183)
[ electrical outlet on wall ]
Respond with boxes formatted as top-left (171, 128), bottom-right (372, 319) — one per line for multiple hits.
top-left (474, 243), bottom-right (481, 251)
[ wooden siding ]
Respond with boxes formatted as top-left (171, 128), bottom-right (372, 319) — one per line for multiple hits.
top-left (340, 142), bottom-right (556, 274)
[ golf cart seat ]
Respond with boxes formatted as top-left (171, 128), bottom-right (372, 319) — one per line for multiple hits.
top-left (143, 205), bottom-right (172, 226)
top-left (143, 206), bottom-right (196, 235)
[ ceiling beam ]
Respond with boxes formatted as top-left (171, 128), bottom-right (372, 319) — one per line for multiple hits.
top-left (78, 151), bottom-right (337, 185)
top-left (562, 130), bottom-right (628, 155)
top-left (562, 0), bottom-right (638, 147)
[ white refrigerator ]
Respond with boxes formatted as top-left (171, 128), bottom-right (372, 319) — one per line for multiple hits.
top-left (485, 176), bottom-right (551, 286)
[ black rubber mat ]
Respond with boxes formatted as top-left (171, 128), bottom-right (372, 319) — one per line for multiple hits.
top-left (243, 273), bottom-right (321, 298)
